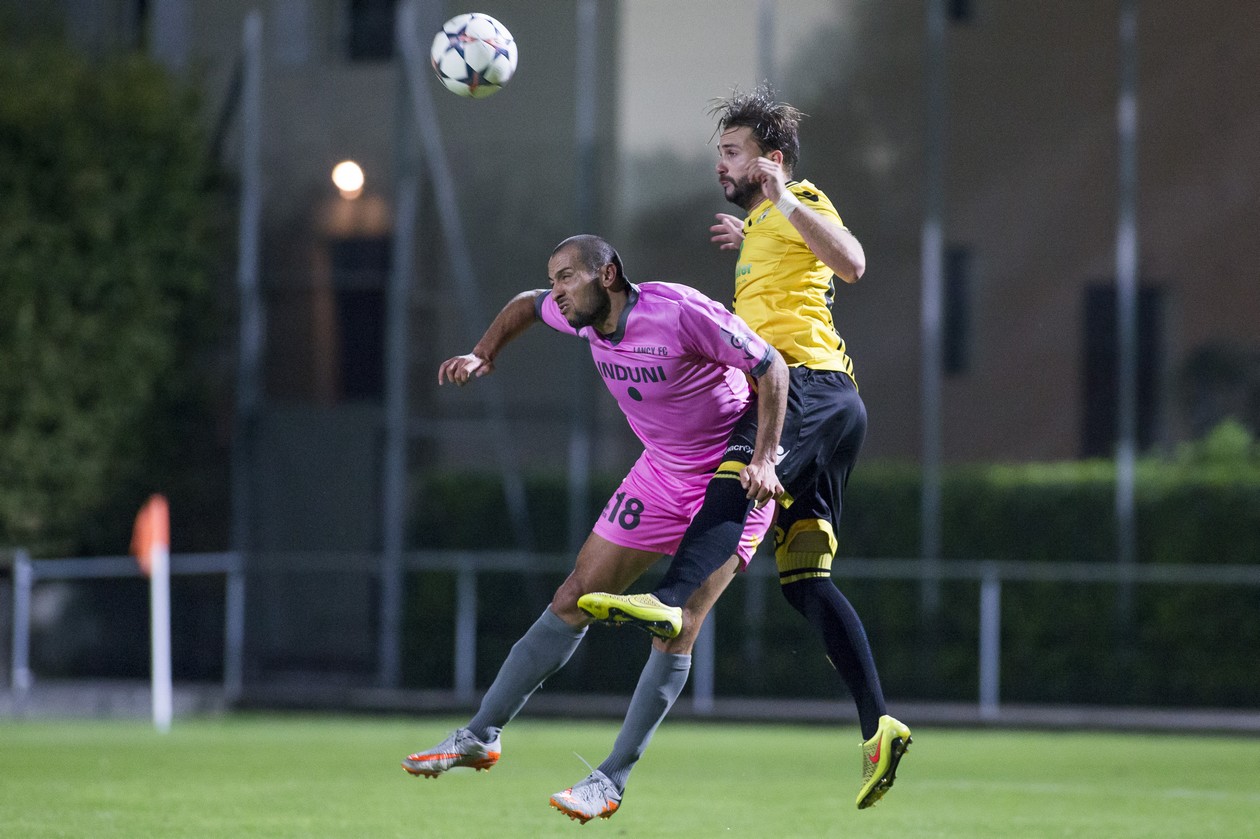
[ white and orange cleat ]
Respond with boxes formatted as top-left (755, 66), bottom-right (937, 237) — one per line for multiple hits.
top-left (402, 728), bottom-right (501, 778)
top-left (549, 770), bottom-right (622, 823)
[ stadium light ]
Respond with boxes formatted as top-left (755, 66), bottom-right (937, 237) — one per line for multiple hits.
top-left (332, 160), bottom-right (365, 199)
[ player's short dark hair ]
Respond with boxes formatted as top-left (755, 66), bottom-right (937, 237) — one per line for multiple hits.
top-left (710, 82), bottom-right (804, 174)
top-left (552, 234), bottom-right (627, 288)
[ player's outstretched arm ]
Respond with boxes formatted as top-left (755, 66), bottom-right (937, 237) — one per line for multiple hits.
top-left (437, 290), bottom-right (542, 386)
top-left (742, 348), bottom-right (788, 504)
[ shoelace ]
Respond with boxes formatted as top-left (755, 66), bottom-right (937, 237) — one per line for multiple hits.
top-left (572, 752), bottom-right (598, 780)
top-left (553, 753), bottom-right (600, 798)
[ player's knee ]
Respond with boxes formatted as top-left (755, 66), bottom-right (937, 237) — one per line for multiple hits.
top-left (549, 576), bottom-right (590, 625)
top-left (654, 630), bottom-right (696, 656)
top-left (775, 518), bottom-right (837, 587)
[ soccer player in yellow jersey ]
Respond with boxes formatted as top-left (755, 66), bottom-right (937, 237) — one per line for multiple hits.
top-left (581, 85), bottom-right (911, 809)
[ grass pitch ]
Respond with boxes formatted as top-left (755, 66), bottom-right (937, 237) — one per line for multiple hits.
top-left (2, 714), bottom-right (1257, 838)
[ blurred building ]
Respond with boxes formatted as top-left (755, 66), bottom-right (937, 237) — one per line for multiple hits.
top-left (20, 0), bottom-right (1260, 503)
top-left (614, 2), bottom-right (1260, 464)
top-left (9, 0), bottom-right (1258, 693)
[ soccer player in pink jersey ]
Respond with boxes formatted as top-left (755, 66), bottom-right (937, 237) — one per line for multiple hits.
top-left (402, 234), bottom-right (788, 823)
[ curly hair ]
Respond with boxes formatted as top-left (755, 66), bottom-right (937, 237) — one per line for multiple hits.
top-left (709, 82), bottom-right (805, 173)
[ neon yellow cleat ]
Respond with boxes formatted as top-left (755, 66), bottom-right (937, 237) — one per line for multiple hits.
top-left (856, 715), bottom-right (912, 809)
top-left (577, 592), bottom-right (682, 640)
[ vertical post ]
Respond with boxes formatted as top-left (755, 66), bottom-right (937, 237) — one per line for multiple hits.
top-left (757, 0), bottom-right (776, 85)
top-left (568, 0), bottom-right (599, 551)
top-left (741, 566), bottom-right (767, 691)
top-left (396, 0), bottom-right (534, 549)
top-left (1115, 0), bottom-right (1139, 625)
top-left (977, 565), bottom-right (1002, 720)
top-left (453, 567), bottom-right (478, 702)
top-left (223, 551), bottom-right (246, 703)
top-left (11, 550), bottom-right (33, 715)
top-left (920, 0), bottom-right (947, 621)
top-left (379, 0), bottom-right (424, 689)
top-left (228, 8), bottom-right (263, 702)
top-left (150, 544), bottom-right (173, 733)
top-left (133, 495), bottom-right (173, 731)
top-left (691, 611), bottom-right (715, 715)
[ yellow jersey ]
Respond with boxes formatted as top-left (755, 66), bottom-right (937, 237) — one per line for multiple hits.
top-left (734, 179), bottom-right (855, 379)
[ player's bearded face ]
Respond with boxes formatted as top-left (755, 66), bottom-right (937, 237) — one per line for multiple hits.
top-left (721, 173), bottom-right (761, 210)
top-left (565, 276), bottom-right (612, 329)
top-left (549, 247), bottom-right (614, 330)
top-left (716, 126), bottom-right (767, 211)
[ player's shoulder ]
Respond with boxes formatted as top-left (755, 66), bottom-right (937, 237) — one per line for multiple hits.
top-left (788, 178), bottom-right (833, 207)
top-left (637, 281), bottom-right (712, 307)
top-left (636, 281), bottom-right (731, 325)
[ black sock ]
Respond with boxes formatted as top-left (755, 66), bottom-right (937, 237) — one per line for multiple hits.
top-left (780, 578), bottom-right (886, 740)
top-left (652, 476), bottom-right (753, 608)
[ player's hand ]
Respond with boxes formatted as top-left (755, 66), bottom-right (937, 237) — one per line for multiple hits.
top-left (709, 213), bottom-right (745, 251)
top-left (740, 460), bottom-right (783, 508)
top-left (438, 353), bottom-right (493, 385)
top-left (745, 156), bottom-right (789, 204)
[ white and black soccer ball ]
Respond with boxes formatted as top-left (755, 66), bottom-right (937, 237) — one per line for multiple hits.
top-left (430, 13), bottom-right (517, 99)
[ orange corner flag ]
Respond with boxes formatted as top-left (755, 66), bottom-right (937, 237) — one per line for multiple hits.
top-left (131, 494), bottom-right (170, 577)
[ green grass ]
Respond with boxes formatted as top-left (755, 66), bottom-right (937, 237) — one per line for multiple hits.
top-left (2, 714), bottom-right (1258, 838)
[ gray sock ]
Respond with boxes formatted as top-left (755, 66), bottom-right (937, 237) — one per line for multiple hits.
top-left (467, 609), bottom-right (586, 742)
top-left (597, 649), bottom-right (692, 793)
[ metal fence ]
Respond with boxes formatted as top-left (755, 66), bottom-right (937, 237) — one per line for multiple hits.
top-left (8, 548), bottom-right (1260, 717)
top-left (5, 549), bottom-right (243, 714)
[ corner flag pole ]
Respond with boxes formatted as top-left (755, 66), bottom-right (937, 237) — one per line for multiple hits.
top-left (132, 495), bottom-right (173, 733)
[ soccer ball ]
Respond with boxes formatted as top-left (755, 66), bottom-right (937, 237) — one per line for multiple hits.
top-left (430, 13), bottom-right (518, 99)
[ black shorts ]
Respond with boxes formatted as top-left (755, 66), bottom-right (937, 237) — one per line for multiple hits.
top-left (725, 366), bottom-right (867, 544)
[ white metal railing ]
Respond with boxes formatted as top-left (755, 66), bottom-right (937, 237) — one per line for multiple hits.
top-left (400, 551), bottom-right (1260, 716)
top-left (7, 549), bottom-right (1260, 717)
top-left (6, 549), bottom-right (243, 714)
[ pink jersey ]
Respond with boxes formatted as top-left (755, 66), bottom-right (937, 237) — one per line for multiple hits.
top-left (536, 282), bottom-right (775, 476)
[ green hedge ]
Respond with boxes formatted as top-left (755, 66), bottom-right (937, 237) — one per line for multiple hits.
top-left (0, 37), bottom-right (228, 555)
top-left (408, 423), bottom-right (1260, 707)
top-left (843, 427), bottom-right (1260, 564)
top-left (415, 421), bottom-right (1260, 564)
